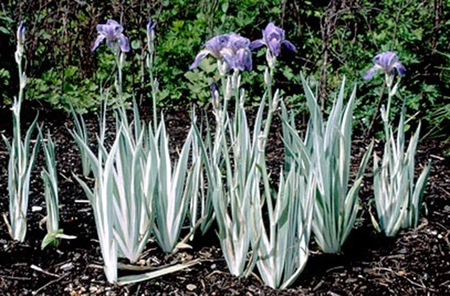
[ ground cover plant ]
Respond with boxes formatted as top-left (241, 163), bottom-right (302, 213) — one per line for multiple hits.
top-left (0, 2), bottom-right (449, 295)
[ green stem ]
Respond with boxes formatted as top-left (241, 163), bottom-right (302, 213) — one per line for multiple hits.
top-left (262, 65), bottom-right (275, 146)
top-left (114, 54), bottom-right (123, 99)
top-left (147, 50), bottom-right (158, 133)
top-left (386, 84), bottom-right (393, 123)
top-left (115, 52), bottom-right (128, 126)
top-left (221, 66), bottom-right (230, 124)
top-left (259, 51), bottom-right (277, 243)
top-left (15, 50), bottom-right (25, 202)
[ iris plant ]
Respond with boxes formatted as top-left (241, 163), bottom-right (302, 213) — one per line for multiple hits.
top-left (71, 19), bottom-right (201, 284)
top-left (191, 23), bottom-right (316, 288)
top-left (3, 12), bottom-right (433, 288)
top-left (365, 52), bottom-right (430, 236)
top-left (2, 22), bottom-right (41, 242)
top-left (373, 104), bottom-right (431, 236)
top-left (196, 72), bottom-right (256, 277)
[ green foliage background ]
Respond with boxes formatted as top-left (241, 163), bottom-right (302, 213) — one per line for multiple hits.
top-left (0, 0), bottom-right (449, 139)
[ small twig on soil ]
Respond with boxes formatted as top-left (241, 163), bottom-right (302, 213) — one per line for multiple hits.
top-left (326, 266), bottom-right (344, 273)
top-left (382, 254), bottom-right (406, 260)
top-left (200, 278), bottom-right (206, 291)
top-left (88, 263), bottom-right (104, 270)
top-left (75, 199), bottom-right (90, 203)
top-left (117, 259), bottom-right (200, 271)
top-left (59, 172), bottom-right (74, 183)
top-left (137, 246), bottom-right (157, 260)
top-left (172, 216), bottom-right (206, 254)
top-left (205, 270), bottom-right (227, 280)
top-left (0, 274), bottom-right (32, 281)
top-left (135, 284), bottom-right (141, 295)
top-left (437, 185), bottom-right (450, 197)
top-left (32, 273), bottom-right (68, 295)
top-left (30, 264), bottom-right (61, 278)
top-left (249, 271), bottom-right (264, 286)
top-left (313, 279), bottom-right (325, 291)
top-left (429, 154), bottom-right (445, 161)
top-left (372, 267), bottom-right (432, 291)
top-left (413, 218), bottom-right (429, 232)
top-left (53, 260), bottom-right (75, 271)
top-left (437, 227), bottom-right (450, 250)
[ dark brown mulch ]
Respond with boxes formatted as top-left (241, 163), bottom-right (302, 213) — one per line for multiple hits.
top-left (0, 103), bottom-right (449, 296)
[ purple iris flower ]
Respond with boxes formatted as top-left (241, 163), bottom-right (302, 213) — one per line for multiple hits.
top-left (92, 19), bottom-right (130, 53)
top-left (221, 33), bottom-right (252, 71)
top-left (189, 34), bottom-right (229, 70)
top-left (364, 51), bottom-right (406, 80)
top-left (189, 33), bottom-right (252, 71)
top-left (250, 22), bottom-right (296, 57)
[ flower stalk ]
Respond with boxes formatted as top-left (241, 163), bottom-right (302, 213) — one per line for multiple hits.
top-left (146, 18), bottom-right (159, 132)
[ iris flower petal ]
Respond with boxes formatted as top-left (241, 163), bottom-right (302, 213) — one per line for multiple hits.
top-left (229, 33), bottom-right (249, 51)
top-left (92, 35), bottom-right (106, 52)
top-left (119, 35), bottom-right (130, 52)
top-left (268, 39), bottom-right (280, 56)
top-left (205, 34), bottom-right (229, 58)
top-left (250, 39), bottom-right (265, 50)
top-left (394, 62), bottom-right (406, 76)
top-left (241, 49), bottom-right (253, 70)
top-left (282, 40), bottom-right (296, 52)
top-left (189, 49), bottom-right (210, 70)
top-left (220, 47), bottom-right (234, 67)
top-left (364, 65), bottom-right (380, 80)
